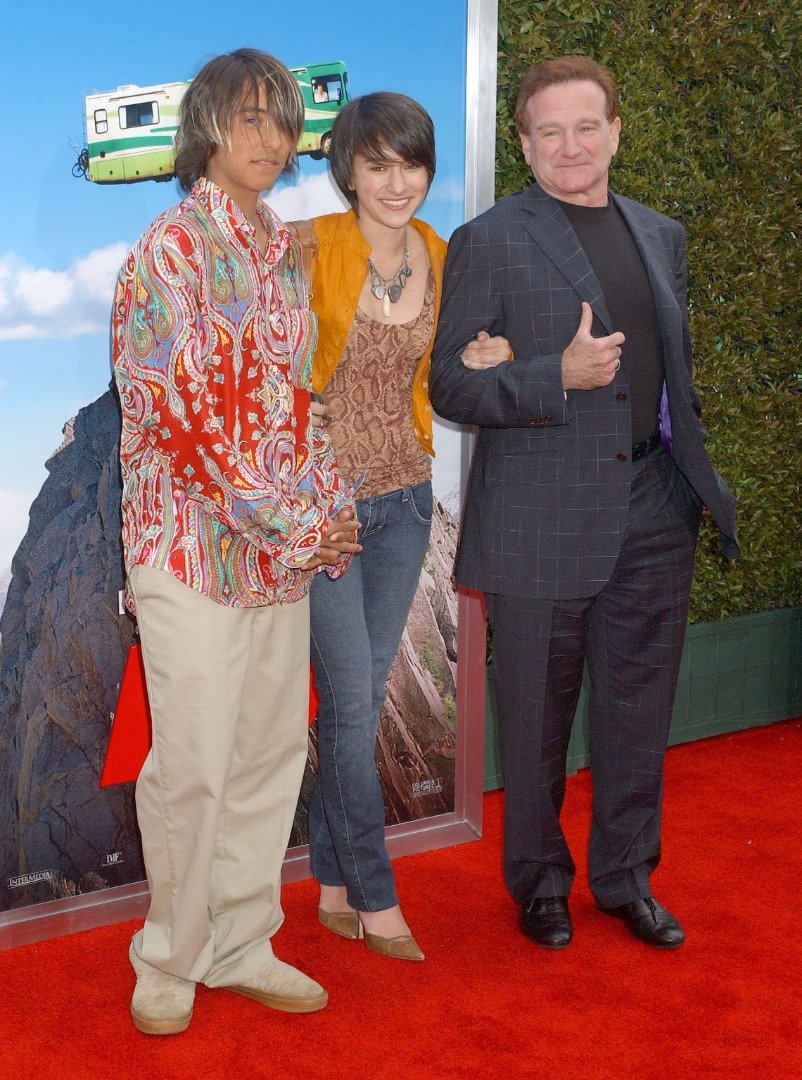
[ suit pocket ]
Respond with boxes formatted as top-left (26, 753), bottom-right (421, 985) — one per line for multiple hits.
top-left (485, 447), bottom-right (563, 487)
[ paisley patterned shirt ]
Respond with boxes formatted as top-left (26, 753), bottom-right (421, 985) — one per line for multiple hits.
top-left (112, 177), bottom-right (351, 608)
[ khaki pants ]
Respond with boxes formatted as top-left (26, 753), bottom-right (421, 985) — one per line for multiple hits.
top-left (129, 565), bottom-right (310, 985)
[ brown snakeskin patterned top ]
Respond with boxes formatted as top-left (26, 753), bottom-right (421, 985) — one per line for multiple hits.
top-left (321, 269), bottom-right (434, 499)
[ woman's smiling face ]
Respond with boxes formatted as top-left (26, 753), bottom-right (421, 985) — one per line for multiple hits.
top-left (349, 147), bottom-right (430, 233)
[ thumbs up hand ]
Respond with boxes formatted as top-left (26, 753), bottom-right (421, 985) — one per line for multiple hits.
top-left (561, 302), bottom-right (625, 390)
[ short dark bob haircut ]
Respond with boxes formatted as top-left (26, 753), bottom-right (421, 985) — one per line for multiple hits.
top-left (515, 55), bottom-right (619, 133)
top-left (174, 47), bottom-right (304, 192)
top-left (329, 92), bottom-right (436, 209)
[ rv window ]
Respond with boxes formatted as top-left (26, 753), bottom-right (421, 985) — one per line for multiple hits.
top-left (120, 101), bottom-right (160, 129)
top-left (94, 109), bottom-right (108, 134)
top-left (311, 76), bottom-right (342, 105)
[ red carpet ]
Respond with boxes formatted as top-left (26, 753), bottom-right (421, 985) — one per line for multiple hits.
top-left (2, 719), bottom-right (800, 1079)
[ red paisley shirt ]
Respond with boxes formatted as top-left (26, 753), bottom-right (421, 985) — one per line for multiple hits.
top-left (111, 177), bottom-right (352, 608)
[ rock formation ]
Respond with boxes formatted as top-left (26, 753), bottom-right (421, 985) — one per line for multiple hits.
top-left (1, 389), bottom-right (461, 910)
top-left (0, 569), bottom-right (10, 629)
top-left (0, 388), bottom-right (140, 910)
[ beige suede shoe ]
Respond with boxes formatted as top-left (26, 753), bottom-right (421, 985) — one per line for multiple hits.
top-left (318, 906), bottom-right (362, 940)
top-left (129, 936), bottom-right (195, 1035)
top-left (222, 956), bottom-right (328, 1013)
top-left (363, 931), bottom-right (425, 962)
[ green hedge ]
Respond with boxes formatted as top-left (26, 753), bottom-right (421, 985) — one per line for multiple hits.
top-left (496, 0), bottom-right (801, 622)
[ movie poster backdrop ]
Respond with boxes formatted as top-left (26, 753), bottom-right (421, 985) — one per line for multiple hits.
top-left (0, 0), bottom-right (479, 923)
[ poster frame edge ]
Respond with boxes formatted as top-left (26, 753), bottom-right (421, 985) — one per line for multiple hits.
top-left (0, 0), bottom-right (500, 949)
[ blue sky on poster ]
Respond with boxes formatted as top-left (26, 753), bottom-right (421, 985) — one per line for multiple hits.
top-left (0, 0), bottom-right (468, 575)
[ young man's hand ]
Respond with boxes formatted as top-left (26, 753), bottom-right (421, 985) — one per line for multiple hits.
top-left (303, 507), bottom-right (361, 570)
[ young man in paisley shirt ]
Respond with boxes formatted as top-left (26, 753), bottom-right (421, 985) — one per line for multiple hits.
top-left (111, 48), bottom-right (360, 1035)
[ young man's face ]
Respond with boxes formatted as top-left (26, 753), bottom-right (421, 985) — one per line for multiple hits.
top-left (519, 79), bottom-right (620, 207)
top-left (206, 86), bottom-right (293, 207)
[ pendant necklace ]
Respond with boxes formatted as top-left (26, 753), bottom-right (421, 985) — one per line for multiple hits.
top-left (366, 228), bottom-right (412, 317)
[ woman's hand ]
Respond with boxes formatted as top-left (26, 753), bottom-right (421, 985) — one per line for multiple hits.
top-left (303, 507), bottom-right (362, 570)
top-left (310, 397), bottom-right (328, 428)
top-left (460, 330), bottom-right (513, 369)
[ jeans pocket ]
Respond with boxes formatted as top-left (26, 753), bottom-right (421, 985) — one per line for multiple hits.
top-left (406, 481), bottom-right (433, 525)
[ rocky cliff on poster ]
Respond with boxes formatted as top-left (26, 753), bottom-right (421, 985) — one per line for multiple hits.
top-left (0, 391), bottom-right (458, 910)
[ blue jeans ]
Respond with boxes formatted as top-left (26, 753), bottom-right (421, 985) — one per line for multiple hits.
top-left (308, 481), bottom-right (433, 911)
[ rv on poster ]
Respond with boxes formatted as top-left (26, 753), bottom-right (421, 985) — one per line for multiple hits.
top-left (0, 0), bottom-right (495, 929)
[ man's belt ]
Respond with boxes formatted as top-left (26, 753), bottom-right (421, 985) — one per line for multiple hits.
top-left (631, 428), bottom-right (661, 462)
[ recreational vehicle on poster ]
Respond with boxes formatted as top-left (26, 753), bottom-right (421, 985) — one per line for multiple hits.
top-left (293, 61), bottom-right (349, 156)
top-left (81, 82), bottom-right (187, 183)
top-left (76, 61), bottom-right (350, 183)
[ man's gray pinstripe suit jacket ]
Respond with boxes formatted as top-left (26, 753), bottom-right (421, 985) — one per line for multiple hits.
top-left (430, 182), bottom-right (738, 600)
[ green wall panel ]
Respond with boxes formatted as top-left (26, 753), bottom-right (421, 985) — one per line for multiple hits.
top-left (484, 608), bottom-right (802, 790)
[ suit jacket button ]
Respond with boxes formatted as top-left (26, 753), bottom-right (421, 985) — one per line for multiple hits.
top-left (616, 392), bottom-right (628, 402)
top-left (616, 452), bottom-right (628, 462)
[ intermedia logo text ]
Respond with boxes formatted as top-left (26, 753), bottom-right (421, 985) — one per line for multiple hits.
top-left (411, 778), bottom-right (443, 798)
top-left (8, 870), bottom-right (55, 888)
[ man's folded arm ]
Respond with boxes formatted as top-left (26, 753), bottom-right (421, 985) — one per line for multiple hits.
top-left (429, 222), bottom-right (569, 429)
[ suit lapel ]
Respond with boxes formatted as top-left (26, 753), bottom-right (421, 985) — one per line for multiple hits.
top-left (610, 192), bottom-right (683, 354)
top-left (520, 184), bottom-right (614, 333)
top-left (520, 184), bottom-right (684, 350)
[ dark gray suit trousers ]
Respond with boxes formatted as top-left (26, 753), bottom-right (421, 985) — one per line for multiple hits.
top-left (485, 446), bottom-right (701, 909)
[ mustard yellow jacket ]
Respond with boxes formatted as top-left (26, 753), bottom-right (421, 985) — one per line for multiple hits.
top-left (293, 210), bottom-right (447, 457)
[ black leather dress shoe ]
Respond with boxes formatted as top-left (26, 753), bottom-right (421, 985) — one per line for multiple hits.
top-left (519, 896), bottom-right (573, 949)
top-left (597, 896), bottom-right (685, 949)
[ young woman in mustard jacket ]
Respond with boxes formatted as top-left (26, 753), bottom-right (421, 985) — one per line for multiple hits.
top-left (292, 92), bottom-right (508, 961)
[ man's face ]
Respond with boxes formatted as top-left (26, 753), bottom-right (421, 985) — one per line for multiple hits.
top-left (206, 86), bottom-right (292, 207)
top-left (519, 79), bottom-right (621, 207)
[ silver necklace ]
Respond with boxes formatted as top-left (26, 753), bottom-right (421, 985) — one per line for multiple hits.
top-left (366, 228), bottom-right (412, 317)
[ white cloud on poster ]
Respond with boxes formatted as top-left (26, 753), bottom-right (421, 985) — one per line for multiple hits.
top-left (0, 242), bottom-right (129, 342)
top-left (17, 268), bottom-right (73, 315)
top-left (264, 170), bottom-right (349, 221)
top-left (0, 168), bottom-right (447, 345)
top-left (428, 178), bottom-right (464, 203)
top-left (0, 178), bottom-right (347, 343)
top-left (0, 488), bottom-right (34, 578)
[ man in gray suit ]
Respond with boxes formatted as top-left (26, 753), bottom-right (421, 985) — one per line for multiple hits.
top-left (430, 56), bottom-right (737, 950)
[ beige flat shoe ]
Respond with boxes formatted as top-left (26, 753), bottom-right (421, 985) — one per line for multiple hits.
top-left (129, 933), bottom-right (195, 1035)
top-left (318, 906), bottom-right (362, 940)
top-left (220, 956), bottom-right (328, 1013)
top-left (363, 931), bottom-right (424, 962)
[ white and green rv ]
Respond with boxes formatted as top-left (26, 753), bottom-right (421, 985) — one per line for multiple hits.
top-left (293, 61), bottom-right (349, 157)
top-left (78, 61), bottom-right (350, 184)
top-left (82, 82), bottom-right (187, 183)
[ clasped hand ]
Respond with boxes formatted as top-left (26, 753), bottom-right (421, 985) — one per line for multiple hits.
top-left (460, 330), bottom-right (513, 369)
top-left (310, 397), bottom-right (328, 428)
top-left (304, 506), bottom-right (362, 570)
